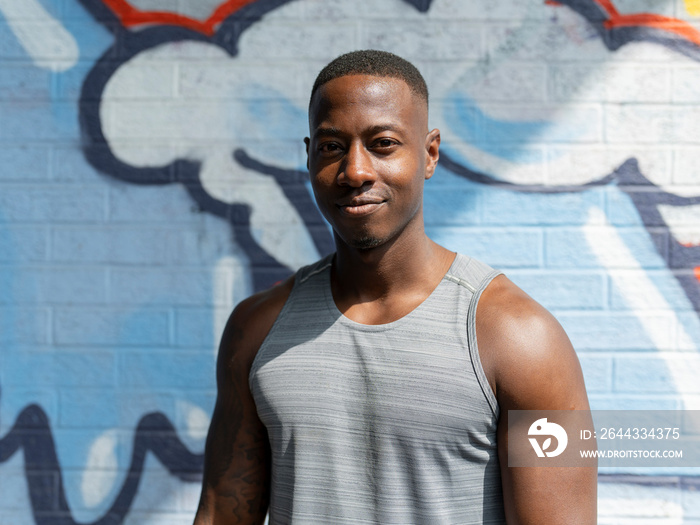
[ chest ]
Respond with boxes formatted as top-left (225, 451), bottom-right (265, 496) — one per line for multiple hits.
top-left (251, 324), bottom-right (494, 442)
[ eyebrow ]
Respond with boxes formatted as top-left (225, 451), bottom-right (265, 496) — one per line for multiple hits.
top-left (312, 124), bottom-right (401, 139)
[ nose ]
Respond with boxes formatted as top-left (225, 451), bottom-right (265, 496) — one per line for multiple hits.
top-left (338, 142), bottom-right (376, 187)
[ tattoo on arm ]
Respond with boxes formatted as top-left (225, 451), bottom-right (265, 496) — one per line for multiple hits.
top-left (200, 323), bottom-right (270, 521)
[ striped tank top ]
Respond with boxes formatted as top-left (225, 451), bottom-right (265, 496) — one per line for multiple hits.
top-left (249, 253), bottom-right (506, 524)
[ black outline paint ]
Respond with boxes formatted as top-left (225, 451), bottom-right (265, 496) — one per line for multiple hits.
top-left (4, 0), bottom-right (700, 523)
top-left (77, 0), bottom-right (435, 292)
top-left (558, 0), bottom-right (700, 61)
top-left (0, 399), bottom-right (201, 525)
top-left (437, 0), bottom-right (700, 314)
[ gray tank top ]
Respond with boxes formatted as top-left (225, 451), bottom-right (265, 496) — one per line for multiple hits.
top-left (250, 253), bottom-right (506, 524)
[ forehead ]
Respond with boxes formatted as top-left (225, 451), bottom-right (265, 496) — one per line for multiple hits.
top-left (309, 74), bottom-right (427, 132)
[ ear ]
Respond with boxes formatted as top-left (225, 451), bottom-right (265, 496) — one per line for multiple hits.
top-left (424, 128), bottom-right (440, 180)
top-left (304, 137), bottom-right (310, 170)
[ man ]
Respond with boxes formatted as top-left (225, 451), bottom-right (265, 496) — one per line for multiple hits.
top-left (194, 50), bottom-right (596, 524)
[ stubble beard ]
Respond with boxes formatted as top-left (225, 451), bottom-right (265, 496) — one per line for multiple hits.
top-left (349, 235), bottom-right (383, 250)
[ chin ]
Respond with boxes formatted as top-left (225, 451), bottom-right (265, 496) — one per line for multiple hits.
top-left (349, 236), bottom-right (383, 250)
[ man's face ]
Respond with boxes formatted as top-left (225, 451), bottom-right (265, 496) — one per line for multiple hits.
top-left (306, 74), bottom-right (440, 251)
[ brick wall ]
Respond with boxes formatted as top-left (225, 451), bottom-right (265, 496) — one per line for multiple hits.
top-left (1, 0), bottom-right (699, 523)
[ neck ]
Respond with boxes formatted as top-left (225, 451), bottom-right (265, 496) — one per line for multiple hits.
top-left (332, 224), bottom-right (452, 302)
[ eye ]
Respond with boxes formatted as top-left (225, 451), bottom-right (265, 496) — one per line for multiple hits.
top-left (317, 142), bottom-right (343, 156)
top-left (372, 137), bottom-right (399, 151)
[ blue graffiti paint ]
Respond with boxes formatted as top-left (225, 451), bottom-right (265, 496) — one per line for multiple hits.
top-left (444, 91), bottom-right (588, 164)
top-left (2, 1), bottom-right (700, 523)
top-left (0, 396), bottom-right (202, 525)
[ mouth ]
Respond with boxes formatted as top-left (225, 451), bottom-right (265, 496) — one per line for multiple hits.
top-left (336, 196), bottom-right (386, 217)
top-left (339, 202), bottom-right (385, 216)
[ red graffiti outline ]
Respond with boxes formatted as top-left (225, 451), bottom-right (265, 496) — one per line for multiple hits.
top-left (105, 0), bottom-right (700, 45)
top-left (548, 0), bottom-right (700, 46)
top-left (101, 0), bottom-right (259, 36)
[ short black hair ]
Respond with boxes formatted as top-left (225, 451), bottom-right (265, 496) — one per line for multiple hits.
top-left (310, 50), bottom-right (428, 108)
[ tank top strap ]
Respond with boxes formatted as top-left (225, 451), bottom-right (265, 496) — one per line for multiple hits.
top-left (444, 253), bottom-right (501, 294)
top-left (295, 253), bottom-right (333, 286)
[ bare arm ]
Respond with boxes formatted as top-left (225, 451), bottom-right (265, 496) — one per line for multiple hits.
top-left (477, 275), bottom-right (597, 525)
top-left (194, 278), bottom-right (293, 525)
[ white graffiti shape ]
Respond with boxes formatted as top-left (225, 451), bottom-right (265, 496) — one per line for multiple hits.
top-left (428, 3), bottom-right (700, 196)
top-left (100, 40), bottom-right (320, 271)
top-left (0, 0), bottom-right (78, 71)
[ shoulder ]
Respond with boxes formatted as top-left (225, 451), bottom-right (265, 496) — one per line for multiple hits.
top-left (217, 276), bottom-right (295, 378)
top-left (476, 275), bottom-right (588, 411)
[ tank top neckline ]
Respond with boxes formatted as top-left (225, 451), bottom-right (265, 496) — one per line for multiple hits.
top-left (321, 252), bottom-right (464, 332)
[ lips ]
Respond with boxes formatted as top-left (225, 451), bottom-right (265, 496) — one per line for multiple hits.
top-left (336, 195), bottom-right (386, 216)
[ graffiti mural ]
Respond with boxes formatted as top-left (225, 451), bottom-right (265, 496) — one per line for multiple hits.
top-left (1, 0), bottom-right (700, 523)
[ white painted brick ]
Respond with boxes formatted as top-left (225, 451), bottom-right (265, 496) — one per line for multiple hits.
top-left (606, 104), bottom-right (700, 145)
top-left (672, 147), bottom-right (700, 185)
top-left (479, 103), bottom-right (602, 143)
top-left (547, 145), bottom-right (670, 186)
top-left (613, 0), bottom-right (676, 15)
top-left (430, 0), bottom-right (551, 20)
top-left (551, 64), bottom-right (670, 103)
top-left (439, 63), bottom-right (548, 103)
top-left (105, 99), bottom-right (306, 142)
top-left (178, 61), bottom-right (303, 100)
top-left (61, 469), bottom-right (125, 511)
top-left (299, 0), bottom-right (422, 20)
top-left (673, 66), bottom-right (700, 102)
top-left (104, 63), bottom-right (176, 100)
top-left (360, 21), bottom-right (484, 61)
top-left (486, 19), bottom-right (609, 63)
top-left (240, 20), bottom-right (357, 60)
